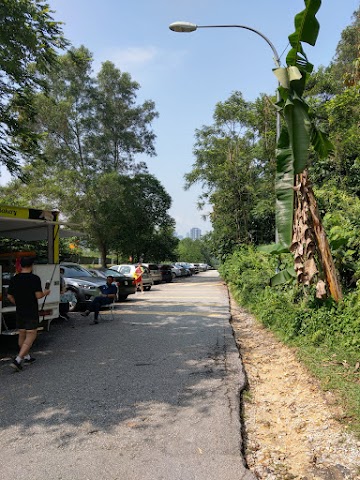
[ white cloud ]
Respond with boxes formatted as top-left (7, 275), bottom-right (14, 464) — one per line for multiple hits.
top-left (94, 45), bottom-right (189, 78)
top-left (96, 46), bottom-right (158, 73)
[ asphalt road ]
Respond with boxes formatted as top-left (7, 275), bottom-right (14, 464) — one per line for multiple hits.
top-left (0, 270), bottom-right (255, 480)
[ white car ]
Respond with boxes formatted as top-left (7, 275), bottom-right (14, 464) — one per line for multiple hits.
top-left (109, 264), bottom-right (153, 291)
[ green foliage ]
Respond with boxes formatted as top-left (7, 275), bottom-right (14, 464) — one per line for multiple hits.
top-left (0, 46), bottom-right (166, 263)
top-left (30, 46), bottom-right (158, 186)
top-left (0, 0), bottom-right (67, 175)
top-left (331, 7), bottom-right (360, 87)
top-left (185, 91), bottom-right (276, 257)
top-left (315, 187), bottom-right (360, 287)
top-left (220, 246), bottom-right (360, 352)
top-left (286, 0), bottom-right (321, 73)
top-left (176, 237), bottom-right (212, 264)
top-left (273, 0), bottom-right (333, 249)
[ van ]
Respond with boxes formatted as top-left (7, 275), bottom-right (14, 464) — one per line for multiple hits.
top-left (142, 263), bottom-right (162, 284)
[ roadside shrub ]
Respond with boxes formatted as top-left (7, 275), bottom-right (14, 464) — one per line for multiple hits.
top-left (220, 245), bottom-right (360, 353)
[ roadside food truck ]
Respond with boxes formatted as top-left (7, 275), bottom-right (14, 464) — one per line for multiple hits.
top-left (0, 205), bottom-right (62, 335)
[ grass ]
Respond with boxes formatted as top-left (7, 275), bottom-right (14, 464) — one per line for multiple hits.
top-left (295, 343), bottom-right (360, 437)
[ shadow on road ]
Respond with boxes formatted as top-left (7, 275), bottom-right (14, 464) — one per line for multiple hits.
top-left (0, 272), bottom-right (234, 444)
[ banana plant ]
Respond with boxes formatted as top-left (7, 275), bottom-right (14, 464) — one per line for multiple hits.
top-left (270, 0), bottom-right (342, 300)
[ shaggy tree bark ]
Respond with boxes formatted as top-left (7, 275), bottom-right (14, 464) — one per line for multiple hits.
top-left (292, 171), bottom-right (343, 302)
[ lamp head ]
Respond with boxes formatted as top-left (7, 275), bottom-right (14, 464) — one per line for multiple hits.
top-left (169, 21), bottom-right (198, 33)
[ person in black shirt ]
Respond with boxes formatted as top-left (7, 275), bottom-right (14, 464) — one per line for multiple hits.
top-left (81, 275), bottom-right (117, 324)
top-left (7, 257), bottom-right (50, 371)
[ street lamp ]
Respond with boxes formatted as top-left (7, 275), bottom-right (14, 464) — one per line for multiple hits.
top-left (169, 21), bottom-right (281, 141)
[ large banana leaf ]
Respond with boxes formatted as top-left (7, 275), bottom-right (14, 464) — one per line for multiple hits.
top-left (270, 267), bottom-right (296, 287)
top-left (258, 243), bottom-right (290, 255)
top-left (283, 92), bottom-right (311, 174)
top-left (275, 128), bottom-right (295, 247)
top-left (272, 0), bottom-right (321, 248)
top-left (286, 0), bottom-right (321, 74)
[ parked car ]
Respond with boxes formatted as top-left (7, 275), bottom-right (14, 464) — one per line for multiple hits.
top-left (198, 263), bottom-right (209, 271)
top-left (109, 264), bottom-right (153, 291)
top-left (175, 262), bottom-right (193, 276)
top-left (174, 263), bottom-right (191, 277)
top-left (177, 262), bottom-right (196, 274)
top-left (88, 267), bottom-right (136, 301)
top-left (142, 263), bottom-right (162, 284)
top-left (180, 262), bottom-right (194, 277)
top-left (158, 264), bottom-right (173, 283)
top-left (60, 262), bottom-right (104, 311)
top-left (188, 263), bottom-right (199, 274)
top-left (170, 265), bottom-right (182, 278)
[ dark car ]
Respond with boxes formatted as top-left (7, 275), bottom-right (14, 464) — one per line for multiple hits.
top-left (158, 264), bottom-right (173, 283)
top-left (60, 262), bottom-right (104, 311)
top-left (88, 267), bottom-right (136, 301)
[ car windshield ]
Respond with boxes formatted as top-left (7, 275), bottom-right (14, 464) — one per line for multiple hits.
top-left (90, 270), bottom-right (107, 278)
top-left (103, 269), bottom-right (121, 277)
top-left (119, 266), bottom-right (132, 275)
top-left (61, 265), bottom-right (93, 277)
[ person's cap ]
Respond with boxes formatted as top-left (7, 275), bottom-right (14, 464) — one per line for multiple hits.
top-left (20, 256), bottom-right (36, 268)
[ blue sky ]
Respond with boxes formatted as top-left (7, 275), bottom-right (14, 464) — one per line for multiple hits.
top-left (3, 0), bottom-right (359, 236)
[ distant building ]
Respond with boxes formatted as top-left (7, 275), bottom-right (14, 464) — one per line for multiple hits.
top-left (190, 227), bottom-right (201, 241)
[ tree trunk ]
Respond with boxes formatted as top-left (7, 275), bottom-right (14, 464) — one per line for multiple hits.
top-left (100, 244), bottom-right (107, 268)
top-left (300, 171), bottom-right (343, 302)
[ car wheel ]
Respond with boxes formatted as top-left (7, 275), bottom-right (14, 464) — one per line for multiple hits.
top-left (144, 286), bottom-right (151, 291)
top-left (117, 295), bottom-right (128, 302)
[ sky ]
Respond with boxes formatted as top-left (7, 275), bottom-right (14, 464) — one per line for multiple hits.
top-left (2, 0), bottom-right (359, 236)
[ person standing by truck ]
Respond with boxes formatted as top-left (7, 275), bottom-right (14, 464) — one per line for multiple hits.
top-left (7, 256), bottom-right (51, 371)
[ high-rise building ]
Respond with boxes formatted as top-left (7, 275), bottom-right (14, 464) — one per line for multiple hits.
top-left (190, 227), bottom-right (201, 240)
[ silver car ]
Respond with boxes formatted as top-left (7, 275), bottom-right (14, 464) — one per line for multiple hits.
top-left (60, 262), bottom-right (103, 311)
top-left (142, 263), bottom-right (162, 284)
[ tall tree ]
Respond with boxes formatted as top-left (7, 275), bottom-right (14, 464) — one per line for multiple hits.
top-left (80, 173), bottom-right (176, 265)
top-left (185, 91), bottom-right (276, 258)
top-left (90, 61), bottom-right (158, 173)
top-left (32, 48), bottom-right (158, 182)
top-left (111, 173), bottom-right (176, 263)
top-left (0, 46), bottom-right (165, 263)
top-left (331, 7), bottom-right (360, 87)
top-left (0, 0), bottom-right (66, 176)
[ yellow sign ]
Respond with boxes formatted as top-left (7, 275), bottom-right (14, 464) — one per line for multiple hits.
top-left (0, 206), bottom-right (29, 218)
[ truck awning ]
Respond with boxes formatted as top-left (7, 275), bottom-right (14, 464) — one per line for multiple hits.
top-left (0, 217), bottom-right (84, 242)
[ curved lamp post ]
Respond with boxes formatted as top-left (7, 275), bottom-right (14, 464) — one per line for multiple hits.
top-left (169, 21), bottom-right (281, 141)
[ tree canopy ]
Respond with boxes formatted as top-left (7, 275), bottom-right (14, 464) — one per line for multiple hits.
top-left (0, 0), bottom-right (67, 176)
top-left (185, 91), bottom-right (276, 258)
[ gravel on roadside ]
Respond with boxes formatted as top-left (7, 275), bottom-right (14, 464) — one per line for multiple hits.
top-left (230, 295), bottom-right (360, 480)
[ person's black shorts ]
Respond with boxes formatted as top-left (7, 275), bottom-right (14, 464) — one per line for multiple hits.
top-left (16, 313), bottom-right (39, 330)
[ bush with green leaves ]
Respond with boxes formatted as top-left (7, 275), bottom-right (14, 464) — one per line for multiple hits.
top-left (220, 245), bottom-right (360, 353)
